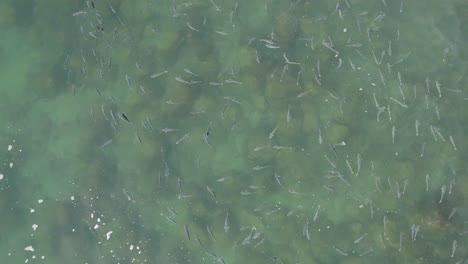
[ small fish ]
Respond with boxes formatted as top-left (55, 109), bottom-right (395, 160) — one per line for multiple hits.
top-left (296, 70), bottom-right (302, 85)
top-left (125, 74), bottom-right (132, 88)
top-left (313, 205), bottom-right (321, 222)
top-left (217, 256), bottom-right (226, 264)
top-left (135, 62), bottom-right (143, 72)
top-left (259, 39), bottom-right (275, 45)
top-left (209, 0), bottom-right (221, 11)
top-left (253, 145), bottom-right (268, 152)
top-left (274, 173), bottom-right (285, 189)
top-left (72, 10), bottom-right (87, 16)
top-left (175, 76), bottom-right (191, 84)
top-left (399, 232), bottom-right (403, 252)
top-left (176, 133), bottom-right (190, 145)
top-left (354, 233), bottom-right (368, 244)
top-left (346, 159), bottom-right (354, 175)
top-left (249, 185), bottom-right (265, 189)
top-left (165, 216), bottom-right (176, 224)
top-left (167, 207), bottom-right (179, 215)
top-left (205, 252), bottom-right (218, 259)
top-left (279, 64), bottom-right (288, 83)
top-left (303, 219), bottom-right (310, 240)
top-left (356, 153), bottom-right (362, 176)
top-left (253, 165), bottom-right (270, 171)
top-left (269, 126), bottom-right (278, 139)
top-left (146, 25), bottom-right (158, 34)
top-left (314, 72), bottom-right (321, 85)
top-left (139, 85), bottom-right (149, 96)
top-left (122, 188), bottom-right (133, 201)
top-left (150, 70), bottom-right (168, 78)
top-left (221, 103), bottom-right (230, 119)
top-left (195, 234), bottom-right (204, 249)
top-left (435, 80), bottom-right (442, 98)
top-left (119, 113), bottom-right (130, 123)
top-left (439, 185), bottom-right (446, 203)
top-left (321, 40), bottom-right (339, 54)
top-left (449, 135), bottom-right (457, 151)
top-left (332, 245), bottom-right (348, 256)
top-left (109, 110), bottom-right (117, 124)
top-left (283, 52), bottom-right (300, 65)
top-left (224, 212), bottom-right (230, 233)
top-left (272, 145), bottom-right (292, 150)
top-left (184, 68), bottom-right (199, 76)
top-left (297, 89), bottom-right (313, 98)
top-left (247, 37), bottom-right (256, 46)
top-left (91, 108), bottom-right (96, 122)
top-left (265, 44), bottom-right (280, 49)
top-left (217, 176), bottom-right (232, 182)
top-left (214, 30), bottom-right (227, 35)
top-left (166, 100), bottom-right (181, 105)
top-left (186, 22), bottom-right (200, 32)
top-left (161, 128), bottom-right (179, 133)
top-left (265, 207), bottom-right (281, 216)
top-left (184, 224), bottom-right (191, 241)
top-left (206, 185), bottom-right (217, 202)
top-left (348, 57), bottom-right (356, 70)
top-left (203, 123), bottom-right (212, 147)
top-left (135, 131), bottom-right (142, 144)
top-left (318, 128), bottom-right (322, 144)
top-left (177, 177), bottom-right (182, 194)
top-left (410, 224), bottom-right (420, 242)
top-left (206, 225), bottom-right (215, 241)
top-left (448, 207), bottom-right (457, 220)
top-left (451, 239), bottom-right (457, 258)
top-left (225, 79), bottom-right (242, 85)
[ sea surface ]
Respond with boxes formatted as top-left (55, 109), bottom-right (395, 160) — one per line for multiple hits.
top-left (0, 0), bottom-right (467, 263)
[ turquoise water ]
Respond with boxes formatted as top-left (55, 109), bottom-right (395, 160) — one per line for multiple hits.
top-left (0, 0), bottom-right (467, 263)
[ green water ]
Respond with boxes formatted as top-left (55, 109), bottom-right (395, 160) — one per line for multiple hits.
top-left (0, 0), bottom-right (467, 263)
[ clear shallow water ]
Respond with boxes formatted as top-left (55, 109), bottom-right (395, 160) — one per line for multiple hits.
top-left (0, 0), bottom-right (467, 263)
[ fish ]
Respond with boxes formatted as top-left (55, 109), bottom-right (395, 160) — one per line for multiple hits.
top-left (184, 224), bottom-right (191, 241)
top-left (224, 212), bottom-right (230, 233)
